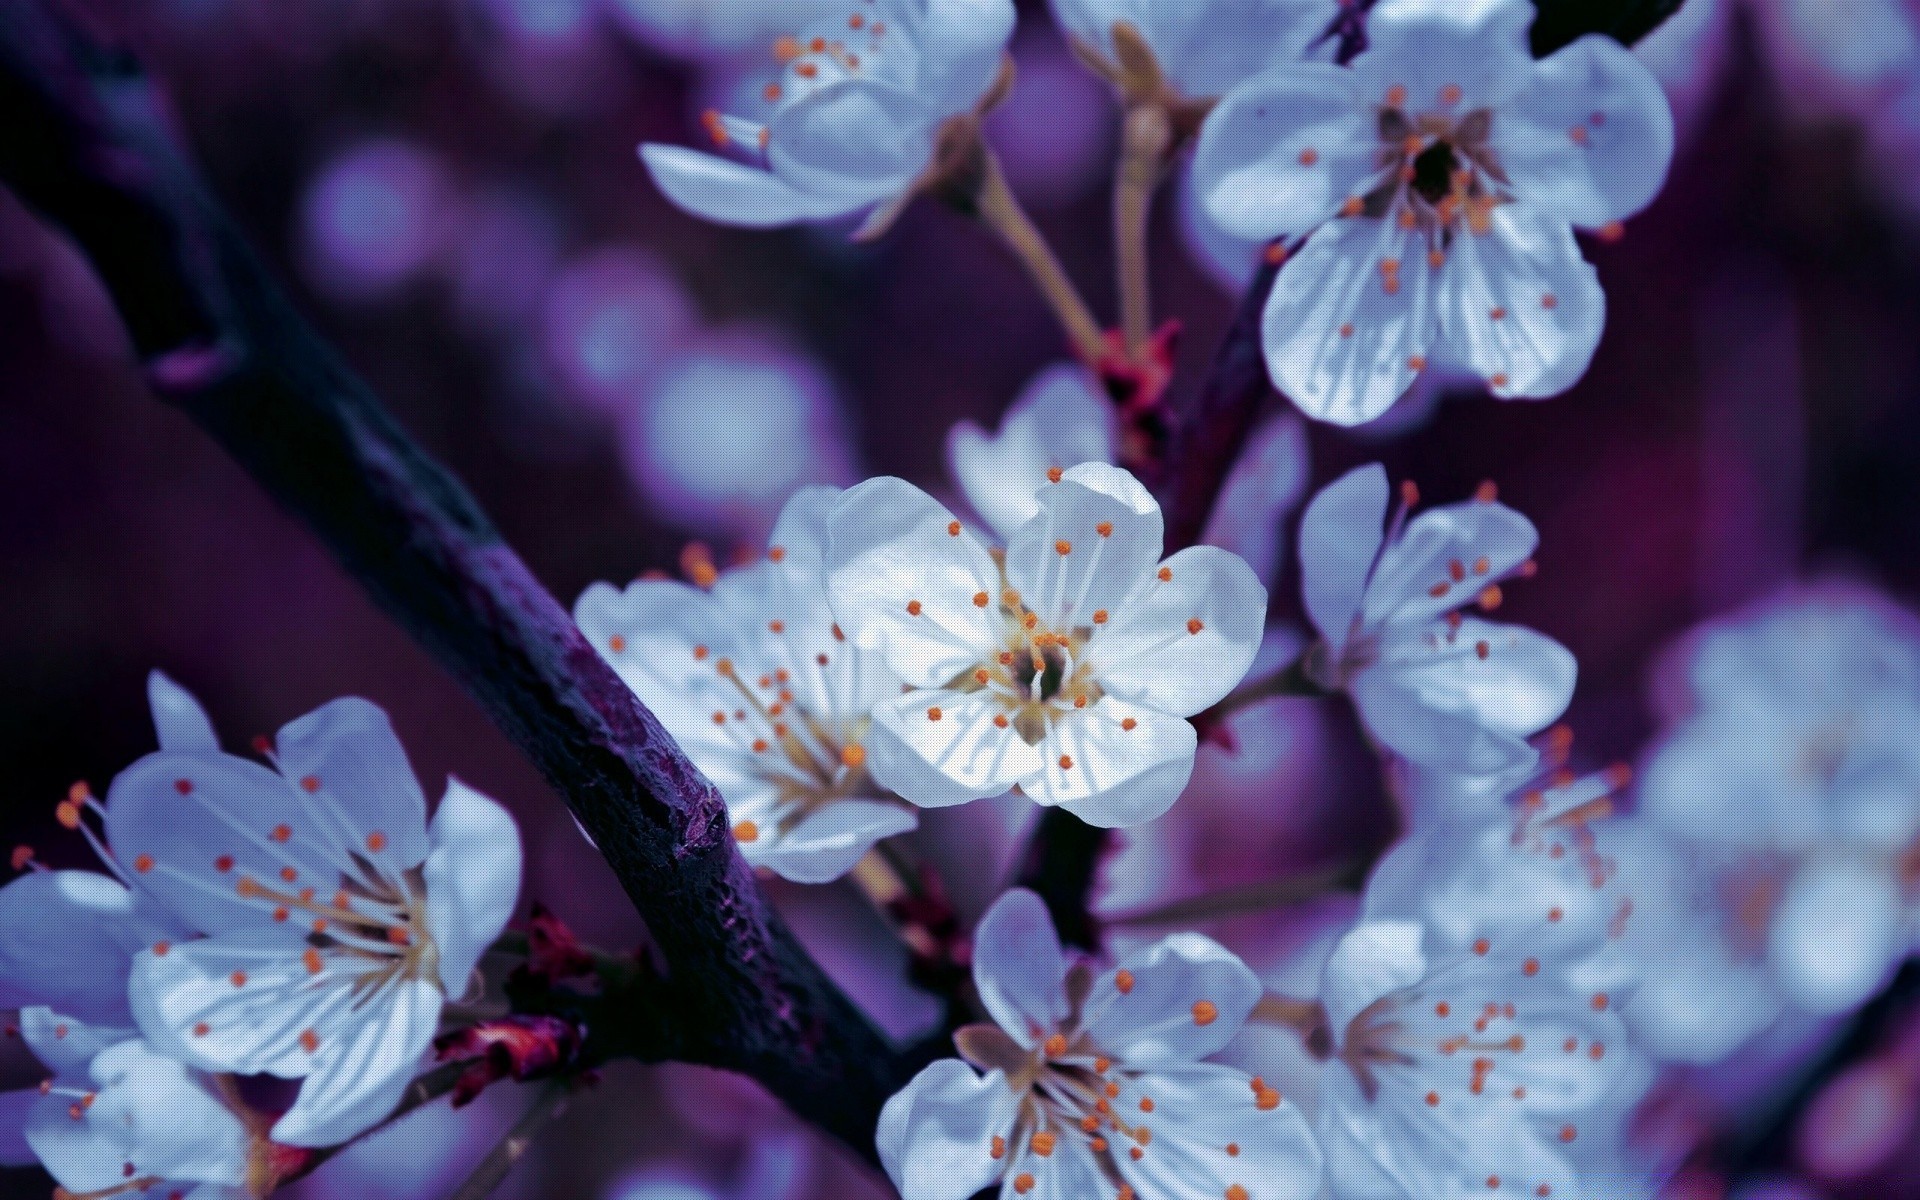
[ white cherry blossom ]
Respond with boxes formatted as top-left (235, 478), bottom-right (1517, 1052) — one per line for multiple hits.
top-left (825, 464), bottom-right (1267, 827)
top-left (878, 889), bottom-right (1322, 1200)
top-left (1313, 918), bottom-right (1627, 1200)
top-left (1299, 464), bottom-right (1575, 780)
top-left (948, 365), bottom-right (1119, 544)
top-left (1192, 0), bottom-right (1675, 424)
top-left (101, 682), bottom-right (522, 1148)
top-left (1050, 0), bottom-right (1325, 101)
top-left (641, 0), bottom-right (1016, 232)
top-left (575, 487), bottom-right (918, 883)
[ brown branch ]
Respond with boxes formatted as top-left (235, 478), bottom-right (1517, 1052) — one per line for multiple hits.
top-left (0, 0), bottom-right (906, 1161)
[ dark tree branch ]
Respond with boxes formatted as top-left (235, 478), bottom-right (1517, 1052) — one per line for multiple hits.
top-left (0, 0), bottom-right (906, 1161)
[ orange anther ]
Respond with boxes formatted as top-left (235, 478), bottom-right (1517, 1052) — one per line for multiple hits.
top-left (1340, 196), bottom-right (1364, 218)
top-left (906, 600), bottom-right (923, 616)
top-left (152, 940), bottom-right (170, 957)
top-left (1120, 717), bottom-right (1137, 731)
top-left (1055, 541), bottom-right (1072, 556)
top-left (1157, 567), bottom-right (1173, 582)
top-left (1047, 467), bottom-right (1064, 483)
top-left (193, 1023), bottom-right (210, 1037)
top-left (304, 949), bottom-right (323, 974)
top-left (133, 854), bottom-right (154, 874)
top-left (608, 635), bottom-right (627, 653)
top-left (1059, 755), bottom-right (1074, 770)
top-left (1227, 1187), bottom-right (1249, 1200)
top-left (279, 867), bottom-right (298, 883)
top-left (1473, 938), bottom-right (1491, 955)
top-left (299, 1030), bottom-right (319, 1053)
top-left (1385, 84), bottom-right (1407, 107)
top-left (927, 706), bottom-right (943, 722)
top-left (1298, 147), bottom-right (1319, 166)
top-left (990, 1136), bottom-right (1006, 1160)
top-left (1116, 969), bottom-right (1135, 994)
top-left (701, 110), bottom-right (730, 147)
top-left (734, 821), bottom-right (760, 843)
top-left (388, 926), bottom-right (411, 947)
top-left (1192, 1001), bottom-right (1219, 1026)
top-left (230, 971), bottom-right (248, 988)
top-left (1013, 1175), bottom-right (1035, 1195)
top-left (270, 825), bottom-right (292, 843)
top-left (1031, 1132), bottom-right (1057, 1157)
top-left (840, 742), bottom-right (867, 768)
top-left (366, 831), bottom-right (388, 852)
top-left (948, 521), bottom-right (962, 537)
top-left (1439, 83), bottom-right (1463, 105)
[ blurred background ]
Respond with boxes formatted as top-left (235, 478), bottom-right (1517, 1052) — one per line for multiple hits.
top-left (3, 0), bottom-right (1920, 1197)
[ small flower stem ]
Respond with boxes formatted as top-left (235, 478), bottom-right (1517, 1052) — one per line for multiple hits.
top-left (973, 146), bottom-right (1108, 365)
top-left (444, 1081), bottom-right (570, 1200)
top-left (1188, 650), bottom-right (1326, 745)
top-left (1114, 102), bottom-right (1172, 359)
top-left (1101, 859), bottom-right (1366, 928)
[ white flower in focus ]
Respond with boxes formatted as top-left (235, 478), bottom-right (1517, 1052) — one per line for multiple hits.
top-left (878, 889), bottom-right (1323, 1200)
top-left (640, 0), bottom-right (1017, 231)
top-left (1314, 919), bottom-right (1627, 1200)
top-left (825, 464), bottom-right (1267, 827)
top-left (1, 1009), bottom-right (252, 1200)
top-left (1299, 464), bottom-right (1575, 780)
top-left (1192, 0), bottom-right (1675, 424)
top-left (107, 683), bottom-right (522, 1148)
top-left (575, 488), bottom-right (918, 883)
top-left (947, 365), bottom-right (1119, 543)
top-left (1051, 0), bottom-right (1325, 101)
top-left (1640, 586), bottom-right (1920, 1017)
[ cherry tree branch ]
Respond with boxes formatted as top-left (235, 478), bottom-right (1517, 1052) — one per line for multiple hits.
top-left (0, 0), bottom-right (907, 1161)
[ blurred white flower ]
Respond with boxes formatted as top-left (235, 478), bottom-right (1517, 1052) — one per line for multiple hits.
top-left (1051, 0), bottom-right (1325, 100)
top-left (947, 364), bottom-right (1119, 544)
top-left (878, 889), bottom-right (1322, 1200)
top-left (825, 464), bottom-right (1267, 827)
top-left (1299, 464), bottom-right (1575, 780)
top-left (576, 487), bottom-right (919, 883)
top-left (540, 247), bottom-right (694, 415)
top-left (1193, 0), bottom-right (1674, 424)
top-left (641, 0), bottom-right (1016, 232)
top-left (297, 139), bottom-right (453, 301)
top-left (107, 679), bottom-right (521, 1147)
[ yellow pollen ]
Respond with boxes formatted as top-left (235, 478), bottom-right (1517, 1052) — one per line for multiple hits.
top-left (842, 743), bottom-right (866, 769)
top-left (734, 821), bottom-right (760, 843)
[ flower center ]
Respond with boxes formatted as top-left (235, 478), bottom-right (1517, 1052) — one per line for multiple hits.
top-left (706, 650), bottom-right (880, 838)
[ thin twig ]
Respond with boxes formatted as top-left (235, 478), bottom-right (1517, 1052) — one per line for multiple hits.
top-left (1102, 860), bottom-right (1366, 929)
top-left (444, 1082), bottom-right (571, 1200)
top-left (973, 146), bottom-right (1108, 364)
top-left (1113, 103), bottom-right (1171, 358)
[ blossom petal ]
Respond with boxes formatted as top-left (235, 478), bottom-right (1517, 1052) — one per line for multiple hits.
top-left (129, 929), bottom-right (346, 1079)
top-left (1007, 469), bottom-right (1163, 630)
top-left (0, 872), bottom-right (176, 1027)
top-left (640, 144), bottom-right (865, 228)
top-left (1321, 919), bottom-right (1427, 1036)
top-left (766, 484), bottom-right (845, 564)
top-left (273, 697), bottom-right (431, 870)
top-left (907, 0), bottom-right (1017, 111)
top-left (1350, 670), bottom-right (1543, 777)
top-left (422, 780), bottom-right (522, 996)
top-left (19, 1008), bottom-right (128, 1078)
top-left (1436, 206), bottom-right (1606, 401)
top-left (1372, 617), bottom-right (1577, 737)
top-left (1112, 1063), bottom-right (1323, 1200)
top-left (1356, 0), bottom-right (1536, 111)
top-left (1494, 34), bottom-right (1675, 229)
top-left (1024, 701), bottom-right (1197, 828)
top-left (1091, 547), bottom-right (1267, 717)
top-left (104, 750), bottom-right (340, 936)
top-left (1192, 63), bottom-right (1381, 241)
top-left (1263, 216), bottom-right (1440, 427)
top-left (268, 976), bottom-right (442, 1147)
top-left (1362, 498), bottom-right (1539, 631)
top-left (1768, 859), bottom-right (1905, 1015)
top-left (947, 364), bottom-right (1117, 543)
top-left (972, 889), bottom-right (1070, 1047)
top-left (876, 1060), bottom-right (1017, 1200)
top-left (147, 672), bottom-right (219, 752)
top-left (768, 80), bottom-right (938, 204)
top-left (826, 477), bottom-right (1004, 687)
top-left (1200, 413), bottom-right (1310, 590)
top-left (1299, 464), bottom-right (1389, 660)
top-left (865, 689), bottom-right (1046, 809)
top-left (741, 798), bottom-right (919, 885)
top-left (1080, 934), bottom-right (1262, 1066)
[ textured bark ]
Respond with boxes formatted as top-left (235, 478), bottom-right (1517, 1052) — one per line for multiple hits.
top-left (0, 1), bottom-right (904, 1160)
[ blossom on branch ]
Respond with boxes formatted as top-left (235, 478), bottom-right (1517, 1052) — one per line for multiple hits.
top-left (640, 0), bottom-right (1017, 233)
top-left (1193, 0), bottom-right (1675, 424)
top-left (106, 679), bottom-right (522, 1148)
top-left (1051, 0), bottom-right (1324, 102)
top-left (577, 487), bottom-right (919, 883)
top-left (947, 364), bottom-right (1118, 544)
top-left (825, 463), bottom-right (1267, 827)
top-left (878, 888), bottom-right (1322, 1200)
top-left (1298, 464), bottom-right (1575, 780)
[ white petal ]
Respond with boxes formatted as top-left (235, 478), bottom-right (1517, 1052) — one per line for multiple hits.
top-left (1112, 1064), bottom-right (1323, 1200)
top-left (147, 672), bottom-right (219, 752)
top-left (1263, 216), bottom-right (1440, 426)
top-left (1091, 547), bottom-right (1267, 717)
top-left (1768, 860), bottom-right (1904, 1015)
top-left (876, 1061), bottom-right (1017, 1200)
top-left (104, 750), bottom-right (340, 936)
top-left (825, 477), bottom-right (1004, 688)
top-left (0, 872), bottom-right (177, 1027)
top-left (1193, 63), bottom-right (1380, 241)
top-left (1372, 617), bottom-right (1577, 737)
top-left (1007, 473), bottom-right (1164, 630)
top-left (423, 780), bottom-right (522, 996)
top-left (269, 976), bottom-right (443, 1147)
top-left (1350, 666), bottom-right (1546, 778)
top-left (745, 798), bottom-right (919, 885)
top-left (1024, 701), bottom-right (1196, 828)
top-left (972, 889), bottom-right (1070, 1047)
top-left (1080, 934), bottom-right (1262, 1066)
top-left (1321, 919), bottom-right (1426, 1037)
top-left (1357, 0), bottom-right (1536, 111)
top-left (1199, 413), bottom-right (1310, 590)
top-left (907, 0), bottom-right (1017, 111)
top-left (129, 929), bottom-right (344, 1078)
top-left (1299, 464), bottom-right (1389, 659)
top-left (19, 1008), bottom-right (129, 1078)
top-left (1363, 498), bottom-right (1539, 631)
top-left (768, 80), bottom-right (939, 204)
top-left (766, 484), bottom-right (846, 565)
top-left (273, 696), bottom-right (432, 870)
top-left (947, 364), bottom-right (1117, 543)
top-left (1436, 206), bottom-right (1606, 401)
top-left (1495, 34), bottom-right (1675, 229)
top-left (640, 144), bottom-right (865, 228)
top-left (866, 690), bottom-right (1046, 809)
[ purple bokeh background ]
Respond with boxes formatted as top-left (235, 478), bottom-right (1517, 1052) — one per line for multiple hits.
top-left (4, 0), bottom-right (1920, 1196)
